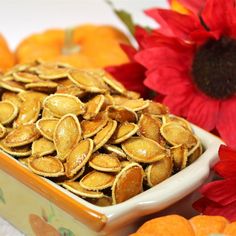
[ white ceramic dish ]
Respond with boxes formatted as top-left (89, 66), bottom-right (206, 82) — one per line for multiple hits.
top-left (0, 123), bottom-right (223, 236)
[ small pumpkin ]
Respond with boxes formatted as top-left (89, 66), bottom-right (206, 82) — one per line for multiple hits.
top-left (130, 215), bottom-right (236, 236)
top-left (16, 24), bottom-right (130, 68)
top-left (0, 34), bottom-right (15, 72)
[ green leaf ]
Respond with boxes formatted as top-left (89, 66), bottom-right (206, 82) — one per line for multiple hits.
top-left (58, 227), bottom-right (75, 236)
top-left (0, 188), bottom-right (6, 204)
top-left (114, 9), bottom-right (135, 35)
top-left (105, 0), bottom-right (135, 35)
top-left (47, 204), bottom-right (56, 223)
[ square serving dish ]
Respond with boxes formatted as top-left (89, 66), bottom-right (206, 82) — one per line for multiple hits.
top-left (0, 124), bottom-right (223, 236)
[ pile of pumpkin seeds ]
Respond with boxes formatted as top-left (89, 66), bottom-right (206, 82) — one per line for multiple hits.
top-left (0, 60), bottom-right (202, 206)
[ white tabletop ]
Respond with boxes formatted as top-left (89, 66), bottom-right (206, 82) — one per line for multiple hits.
top-left (0, 1), bottom-right (168, 235)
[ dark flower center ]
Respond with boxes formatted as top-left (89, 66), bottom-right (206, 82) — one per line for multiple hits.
top-left (192, 36), bottom-right (236, 99)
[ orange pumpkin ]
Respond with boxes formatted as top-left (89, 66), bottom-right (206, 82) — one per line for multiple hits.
top-left (15, 24), bottom-right (130, 68)
top-left (0, 34), bottom-right (15, 72)
top-left (130, 215), bottom-right (236, 236)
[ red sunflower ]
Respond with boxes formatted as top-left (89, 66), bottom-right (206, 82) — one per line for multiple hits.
top-left (193, 145), bottom-right (236, 221)
top-left (169, 0), bottom-right (206, 15)
top-left (136, 0), bottom-right (236, 148)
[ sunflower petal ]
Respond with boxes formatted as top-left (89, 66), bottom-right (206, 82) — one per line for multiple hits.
top-left (135, 47), bottom-right (191, 71)
top-left (186, 92), bottom-right (220, 131)
top-left (214, 161), bottom-right (236, 178)
top-left (216, 97), bottom-right (236, 149)
top-left (162, 87), bottom-right (195, 117)
top-left (177, 0), bottom-right (205, 15)
top-left (219, 145), bottom-right (236, 161)
top-left (204, 200), bottom-right (236, 222)
top-left (200, 178), bottom-right (236, 206)
top-left (145, 9), bottom-right (202, 40)
top-left (144, 67), bottom-right (191, 95)
top-left (201, 0), bottom-right (236, 32)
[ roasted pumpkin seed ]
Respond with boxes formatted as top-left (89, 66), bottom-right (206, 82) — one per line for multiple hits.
top-left (62, 182), bottom-right (104, 198)
top-left (111, 122), bottom-right (139, 144)
top-left (161, 122), bottom-right (197, 148)
top-left (65, 139), bottom-right (93, 178)
top-left (36, 118), bottom-right (59, 141)
top-left (83, 94), bottom-right (105, 120)
top-left (43, 94), bottom-right (85, 118)
top-left (93, 120), bottom-right (117, 151)
top-left (54, 114), bottom-right (81, 161)
top-left (81, 112), bottom-right (108, 138)
top-left (80, 170), bottom-right (115, 191)
top-left (112, 163), bottom-right (143, 204)
top-left (89, 153), bottom-right (121, 172)
top-left (0, 101), bottom-right (18, 124)
top-left (32, 137), bottom-right (55, 157)
top-left (4, 124), bottom-right (40, 147)
top-left (14, 99), bottom-right (41, 127)
top-left (145, 155), bottom-right (173, 187)
top-left (122, 137), bottom-right (167, 163)
top-left (28, 156), bottom-right (64, 177)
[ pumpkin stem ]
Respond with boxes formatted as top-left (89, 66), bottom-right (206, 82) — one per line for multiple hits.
top-left (62, 28), bottom-right (80, 55)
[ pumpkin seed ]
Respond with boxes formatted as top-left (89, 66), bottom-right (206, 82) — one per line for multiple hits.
top-left (36, 118), bottom-right (59, 141)
top-left (88, 196), bottom-right (112, 207)
top-left (0, 101), bottom-right (18, 124)
top-left (122, 137), bottom-right (167, 163)
top-left (2, 92), bottom-right (22, 108)
top-left (145, 155), bottom-right (173, 187)
top-left (93, 120), bottom-right (117, 151)
top-left (122, 99), bottom-right (149, 111)
top-left (4, 124), bottom-right (40, 147)
top-left (25, 81), bottom-right (58, 93)
top-left (28, 156), bottom-right (64, 177)
top-left (162, 115), bottom-right (191, 131)
top-left (32, 137), bottom-right (55, 157)
top-left (80, 170), bottom-right (115, 191)
top-left (0, 140), bottom-right (31, 157)
top-left (0, 123), bottom-right (6, 138)
top-left (107, 106), bottom-right (137, 123)
top-left (13, 72), bottom-right (40, 83)
top-left (62, 182), bottom-right (104, 198)
top-left (68, 69), bottom-right (108, 93)
top-left (43, 94), bottom-right (85, 118)
top-left (110, 122), bottom-right (139, 144)
top-left (14, 99), bottom-right (41, 127)
top-left (54, 114), bottom-right (81, 161)
top-left (103, 144), bottom-right (127, 159)
top-left (161, 122), bottom-right (197, 148)
top-left (18, 91), bottom-right (47, 105)
top-left (138, 114), bottom-right (162, 143)
top-left (89, 153), bottom-right (121, 172)
top-left (143, 101), bottom-right (169, 115)
top-left (65, 139), bottom-right (93, 178)
top-left (112, 163), bottom-right (143, 204)
top-left (83, 94), bottom-right (105, 120)
top-left (81, 112), bottom-right (108, 138)
top-left (0, 80), bottom-right (25, 93)
top-left (170, 144), bottom-right (188, 170)
top-left (101, 72), bottom-right (126, 94)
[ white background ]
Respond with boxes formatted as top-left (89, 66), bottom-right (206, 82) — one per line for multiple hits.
top-left (0, 0), bottom-right (168, 235)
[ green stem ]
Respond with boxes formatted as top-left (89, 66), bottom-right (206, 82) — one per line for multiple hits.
top-left (62, 28), bottom-right (80, 55)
